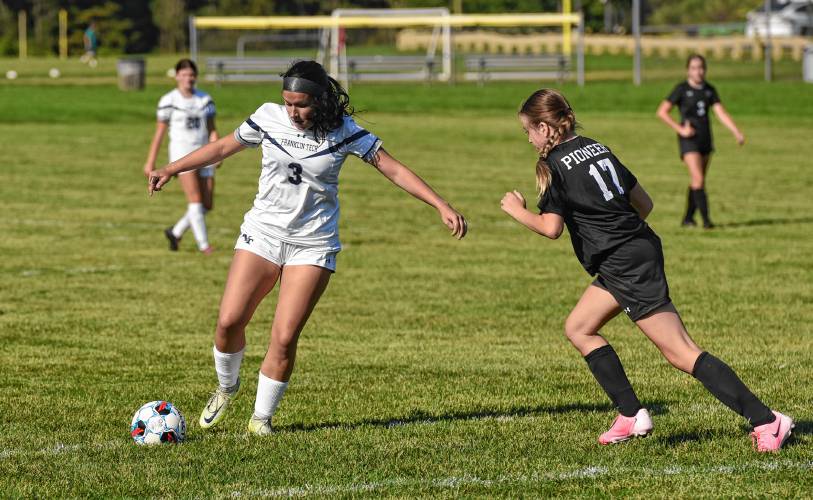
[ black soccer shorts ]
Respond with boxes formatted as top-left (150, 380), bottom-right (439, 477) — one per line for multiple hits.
top-left (678, 134), bottom-right (713, 158)
top-left (591, 231), bottom-right (672, 322)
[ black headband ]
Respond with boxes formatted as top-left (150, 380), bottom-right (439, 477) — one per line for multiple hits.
top-left (283, 77), bottom-right (325, 96)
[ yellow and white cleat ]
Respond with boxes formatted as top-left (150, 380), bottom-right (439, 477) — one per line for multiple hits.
top-left (247, 415), bottom-right (273, 436)
top-left (198, 379), bottom-right (240, 429)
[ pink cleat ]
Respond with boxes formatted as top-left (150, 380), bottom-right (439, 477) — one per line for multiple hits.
top-left (201, 246), bottom-right (215, 255)
top-left (751, 411), bottom-right (794, 452)
top-left (599, 408), bottom-right (653, 445)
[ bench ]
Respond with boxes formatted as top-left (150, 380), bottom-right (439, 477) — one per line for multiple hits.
top-left (343, 55), bottom-right (440, 82)
top-left (463, 54), bottom-right (570, 85)
top-left (204, 57), bottom-right (306, 83)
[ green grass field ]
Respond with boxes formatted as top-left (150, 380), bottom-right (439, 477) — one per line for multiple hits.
top-left (1, 58), bottom-right (812, 496)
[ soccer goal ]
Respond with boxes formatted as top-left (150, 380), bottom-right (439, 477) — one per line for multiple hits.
top-left (328, 8), bottom-right (453, 84)
top-left (189, 7), bottom-right (584, 86)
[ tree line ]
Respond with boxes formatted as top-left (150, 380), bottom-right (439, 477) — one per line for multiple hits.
top-left (0, 0), bottom-right (763, 56)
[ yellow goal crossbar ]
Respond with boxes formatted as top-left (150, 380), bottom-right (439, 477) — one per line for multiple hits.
top-left (193, 13), bottom-right (582, 30)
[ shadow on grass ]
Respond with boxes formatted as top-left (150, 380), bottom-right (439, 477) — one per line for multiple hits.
top-left (716, 216), bottom-right (813, 229)
top-left (653, 431), bottom-right (713, 446)
top-left (782, 419), bottom-right (813, 449)
top-left (654, 418), bottom-right (813, 449)
top-left (790, 419), bottom-right (813, 435)
top-left (273, 399), bottom-right (670, 434)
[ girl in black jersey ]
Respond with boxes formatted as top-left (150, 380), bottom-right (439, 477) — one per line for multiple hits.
top-left (657, 54), bottom-right (745, 228)
top-left (500, 89), bottom-right (792, 452)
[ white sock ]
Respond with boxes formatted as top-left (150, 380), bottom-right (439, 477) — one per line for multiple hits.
top-left (213, 346), bottom-right (243, 391)
top-left (172, 207), bottom-right (208, 239)
top-left (187, 202), bottom-right (209, 251)
top-left (171, 214), bottom-right (190, 238)
top-left (254, 372), bottom-right (288, 421)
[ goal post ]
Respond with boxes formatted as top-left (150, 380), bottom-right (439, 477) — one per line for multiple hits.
top-left (329, 8), bottom-right (453, 84)
top-left (189, 10), bottom-right (584, 85)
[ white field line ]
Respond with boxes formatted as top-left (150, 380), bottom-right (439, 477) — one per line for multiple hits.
top-left (234, 460), bottom-right (813, 497)
top-left (0, 439), bottom-right (125, 460)
top-left (2, 437), bottom-right (811, 495)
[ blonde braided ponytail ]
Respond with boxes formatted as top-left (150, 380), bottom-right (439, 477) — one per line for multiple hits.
top-left (519, 90), bottom-right (577, 197)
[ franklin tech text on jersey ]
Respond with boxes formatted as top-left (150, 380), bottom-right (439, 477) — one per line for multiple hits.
top-left (560, 142), bottom-right (611, 170)
top-left (279, 137), bottom-right (318, 152)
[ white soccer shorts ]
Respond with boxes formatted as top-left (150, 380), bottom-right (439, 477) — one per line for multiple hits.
top-left (234, 225), bottom-right (337, 272)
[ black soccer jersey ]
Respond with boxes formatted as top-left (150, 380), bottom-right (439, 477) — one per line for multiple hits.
top-left (537, 136), bottom-right (648, 275)
top-left (666, 81), bottom-right (720, 138)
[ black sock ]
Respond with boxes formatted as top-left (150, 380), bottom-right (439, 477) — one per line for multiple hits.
top-left (584, 345), bottom-right (642, 417)
top-left (691, 188), bottom-right (711, 225)
top-left (684, 187), bottom-right (696, 222)
top-left (692, 352), bottom-right (775, 427)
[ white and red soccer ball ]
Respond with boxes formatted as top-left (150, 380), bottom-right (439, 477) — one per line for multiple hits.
top-left (130, 400), bottom-right (186, 445)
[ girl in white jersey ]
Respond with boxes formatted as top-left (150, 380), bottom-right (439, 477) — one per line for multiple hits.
top-left (148, 60), bottom-right (467, 435)
top-left (144, 59), bottom-right (219, 254)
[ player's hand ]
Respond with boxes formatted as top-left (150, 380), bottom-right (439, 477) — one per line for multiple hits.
top-left (500, 190), bottom-right (526, 215)
top-left (148, 168), bottom-right (172, 196)
top-left (678, 124), bottom-right (695, 138)
top-left (438, 204), bottom-right (467, 240)
top-left (734, 131), bottom-right (745, 146)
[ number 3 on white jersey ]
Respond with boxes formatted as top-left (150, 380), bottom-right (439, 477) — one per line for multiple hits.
top-left (588, 158), bottom-right (625, 201)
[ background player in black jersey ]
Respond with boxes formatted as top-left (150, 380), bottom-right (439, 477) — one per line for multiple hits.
top-left (656, 54), bottom-right (745, 228)
top-left (500, 89), bottom-right (791, 451)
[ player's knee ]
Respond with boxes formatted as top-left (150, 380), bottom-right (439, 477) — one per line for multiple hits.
top-left (216, 310), bottom-right (248, 333)
top-left (564, 315), bottom-right (592, 342)
top-left (270, 326), bottom-right (299, 351)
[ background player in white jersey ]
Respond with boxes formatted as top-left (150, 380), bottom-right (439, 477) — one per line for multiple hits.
top-left (500, 89), bottom-right (791, 452)
top-left (147, 60), bottom-right (467, 435)
top-left (656, 54), bottom-right (744, 229)
top-left (143, 59), bottom-right (219, 254)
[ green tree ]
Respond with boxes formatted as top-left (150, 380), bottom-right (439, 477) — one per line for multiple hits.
top-left (647, 0), bottom-right (762, 25)
top-left (0, 2), bottom-right (16, 56)
top-left (152, 0), bottom-right (186, 53)
top-left (70, 2), bottom-right (134, 54)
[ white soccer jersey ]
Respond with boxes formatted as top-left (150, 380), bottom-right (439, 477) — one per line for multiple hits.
top-left (233, 103), bottom-right (382, 250)
top-left (156, 88), bottom-right (216, 161)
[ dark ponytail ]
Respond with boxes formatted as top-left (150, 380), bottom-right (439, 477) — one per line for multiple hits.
top-left (281, 60), bottom-right (354, 138)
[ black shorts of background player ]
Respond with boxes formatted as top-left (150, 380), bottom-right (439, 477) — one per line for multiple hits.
top-left (656, 54), bottom-right (745, 229)
top-left (500, 88), bottom-right (792, 451)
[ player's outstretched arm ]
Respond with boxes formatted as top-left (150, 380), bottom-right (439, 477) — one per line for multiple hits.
top-left (712, 103), bottom-right (745, 145)
top-left (148, 134), bottom-right (245, 195)
top-left (500, 190), bottom-right (563, 239)
top-left (366, 147), bottom-right (467, 239)
top-left (143, 121), bottom-right (169, 178)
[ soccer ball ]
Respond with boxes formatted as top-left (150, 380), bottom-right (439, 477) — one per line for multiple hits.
top-left (130, 400), bottom-right (186, 445)
top-left (48, 68), bottom-right (60, 78)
